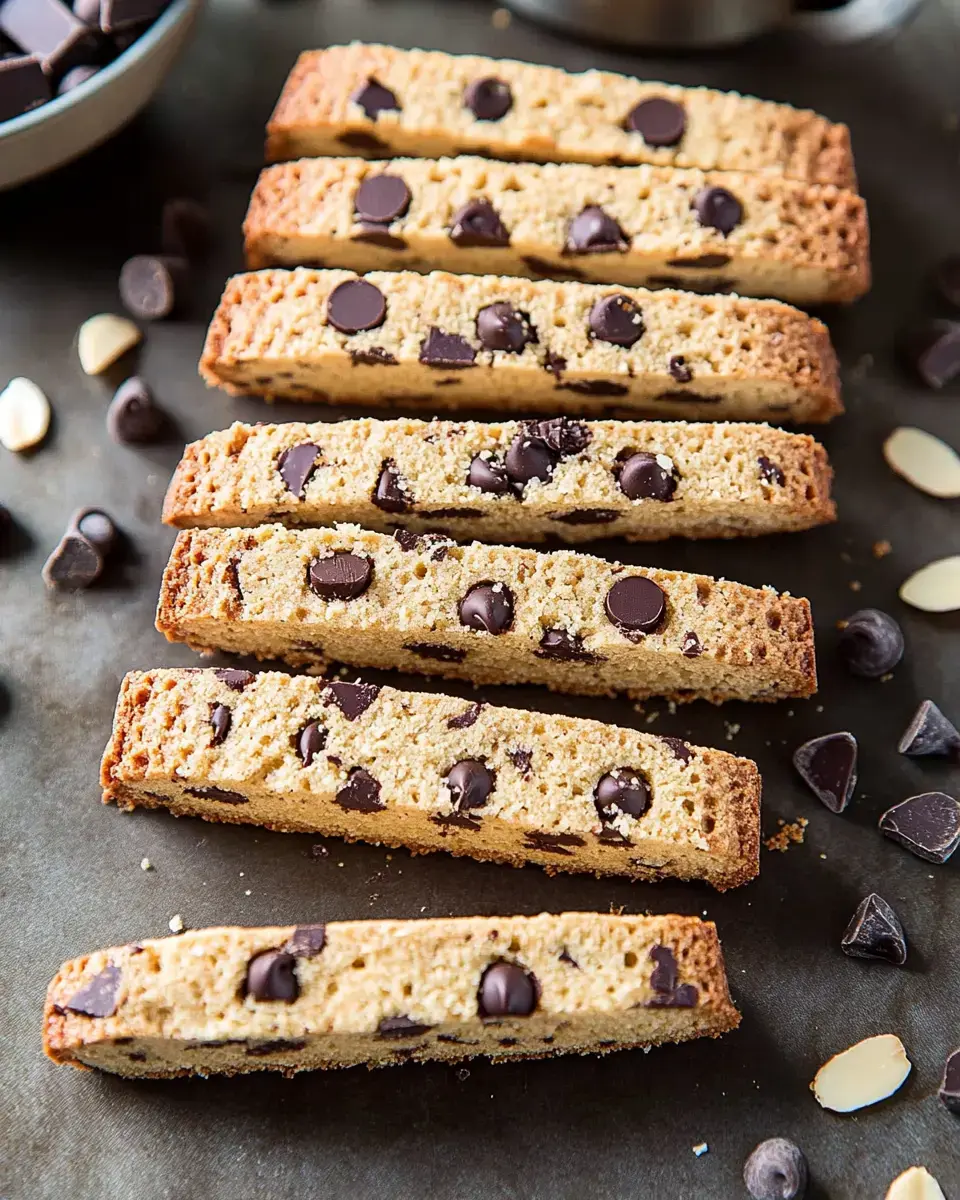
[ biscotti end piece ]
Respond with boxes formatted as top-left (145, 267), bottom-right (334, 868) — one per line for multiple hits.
top-left (155, 524), bottom-right (817, 703)
top-left (265, 44), bottom-right (855, 189)
top-left (161, 417), bottom-right (836, 543)
top-left (44, 912), bottom-right (740, 1077)
top-left (100, 669), bottom-right (760, 889)
top-left (244, 155), bottom-right (870, 306)
top-left (198, 267), bottom-right (843, 424)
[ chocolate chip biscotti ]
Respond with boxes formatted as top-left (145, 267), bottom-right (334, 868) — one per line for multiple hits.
top-left (162, 417), bottom-right (836, 543)
top-left (45, 912), bottom-right (740, 1077)
top-left (265, 43), bottom-right (855, 189)
top-left (156, 523), bottom-right (816, 702)
top-left (199, 268), bottom-right (842, 424)
top-left (102, 669), bottom-right (761, 889)
top-left (244, 156), bottom-right (869, 306)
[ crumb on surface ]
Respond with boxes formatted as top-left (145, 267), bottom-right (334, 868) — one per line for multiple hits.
top-left (849, 580), bottom-right (862, 592)
top-left (168, 913), bottom-right (185, 933)
top-left (724, 721), bottom-right (740, 741)
top-left (491, 6), bottom-right (511, 28)
top-left (764, 817), bottom-right (808, 852)
top-left (835, 618), bottom-right (849, 631)
top-left (139, 857), bottom-right (152, 871)
top-left (873, 539), bottom-right (892, 559)
top-left (692, 1143), bottom-right (709, 1157)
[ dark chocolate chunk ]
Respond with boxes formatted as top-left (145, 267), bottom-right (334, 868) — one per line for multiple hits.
top-left (42, 534), bottom-right (102, 590)
top-left (335, 767), bottom-right (384, 813)
top-left (0, 55), bottom-right (49, 123)
top-left (588, 294), bottom-right (644, 347)
top-left (624, 96), bottom-right (685, 146)
top-left (655, 390), bottom-right (723, 404)
top-left (897, 700), bottom-right (960, 760)
top-left (337, 130), bottom-right (388, 152)
top-left (420, 507), bottom-right (480, 519)
top-left (557, 379), bottom-right (629, 397)
top-left (693, 186), bottom-right (743, 235)
top-left (118, 255), bottom-right (185, 321)
top-left (616, 450), bottom-right (677, 502)
top-left (659, 736), bottom-right (692, 764)
top-left (508, 748), bottom-right (532, 775)
top-left (244, 949), bottom-right (298, 1002)
top-left (668, 355), bottom-right (692, 383)
top-left (878, 791), bottom-right (960, 863)
top-left (325, 680), bottom-right (380, 720)
top-left (543, 350), bottom-right (566, 377)
top-left (535, 628), bottom-right (604, 663)
top-left (296, 720), bottom-right (327, 766)
top-left (792, 732), bottom-right (857, 813)
top-left (595, 767), bottom-right (651, 822)
top-left (64, 963), bottom-right (121, 1018)
top-left (566, 206), bottom-right (627, 254)
top-left (214, 668), bottom-right (254, 691)
top-left (522, 256), bottom-right (586, 281)
top-left (934, 255), bottom-right (960, 310)
top-left (939, 1049), bottom-right (960, 1115)
top-left (523, 831), bottom-right (585, 855)
top-left (57, 63), bottom-right (98, 94)
top-left (403, 642), bottom-right (466, 663)
top-left (419, 327), bottom-right (477, 368)
top-left (681, 631), bottom-right (702, 658)
top-left (666, 254), bottom-right (731, 270)
top-left (529, 417), bottom-right (591, 455)
top-left (648, 274), bottom-right (734, 295)
top-left (904, 319), bottom-right (960, 389)
top-left (185, 786), bottom-right (249, 805)
top-left (446, 759), bottom-right (495, 810)
top-left (0, 0), bottom-right (97, 74)
top-left (549, 509), bottom-right (619, 525)
top-left (393, 530), bottom-right (451, 559)
top-left (377, 1015), bottom-right (433, 1039)
top-left (840, 893), bottom-right (907, 965)
top-left (372, 458), bottom-right (412, 513)
top-left (210, 703), bottom-right (232, 746)
top-left (432, 811), bottom-right (481, 832)
top-left (245, 1039), bottom-right (306, 1056)
top-left (558, 948), bottom-right (579, 968)
top-left (349, 346), bottom-right (397, 367)
top-left (351, 77), bottom-right (399, 120)
top-left (648, 983), bottom-right (698, 1008)
top-left (285, 924), bottom-right (326, 958)
top-left (277, 443), bottom-right (321, 498)
top-left (72, 508), bottom-right (117, 555)
top-left (476, 303), bottom-right (535, 353)
top-left (447, 702), bottom-right (484, 730)
top-left (646, 945), bottom-right (698, 1007)
top-left (354, 174), bottom-right (411, 224)
top-left (604, 576), bottom-right (666, 635)
top-left (758, 456), bottom-right (785, 486)
top-left (327, 279), bottom-right (386, 334)
top-left (449, 199), bottom-right (509, 248)
top-left (307, 551), bottom-right (373, 601)
top-left (837, 609), bottom-right (904, 678)
top-left (463, 76), bottom-right (512, 121)
top-left (477, 961), bottom-right (538, 1018)
top-left (161, 197), bottom-right (211, 262)
top-left (743, 1138), bottom-right (808, 1200)
top-left (107, 376), bottom-right (165, 445)
top-left (459, 581), bottom-right (513, 634)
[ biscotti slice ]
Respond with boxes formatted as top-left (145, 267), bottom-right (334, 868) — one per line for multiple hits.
top-left (44, 912), bottom-right (740, 1078)
top-left (155, 523), bottom-right (816, 702)
top-left (199, 268), bottom-right (842, 424)
top-left (266, 43), bottom-right (855, 189)
top-left (162, 417), bottom-right (836, 543)
top-left (101, 669), bottom-right (761, 889)
top-left (245, 156), bottom-right (869, 306)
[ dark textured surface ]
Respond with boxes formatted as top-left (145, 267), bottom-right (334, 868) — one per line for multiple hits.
top-left (2, 1), bottom-right (959, 1195)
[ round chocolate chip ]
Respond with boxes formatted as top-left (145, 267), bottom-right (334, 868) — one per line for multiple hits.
top-left (210, 703), bottom-right (232, 746)
top-left (107, 376), bottom-right (165, 445)
top-left (118, 254), bottom-right (185, 321)
top-left (566, 206), bottom-right (627, 254)
top-left (595, 767), bottom-right (652, 821)
top-left (467, 452), bottom-right (512, 495)
top-left (446, 759), bottom-right (495, 810)
top-left (449, 199), bottom-right (510, 248)
top-left (504, 430), bottom-right (556, 488)
top-left (837, 608), bottom-right (904, 678)
top-left (588, 294), bottom-right (644, 347)
top-left (617, 451), bottom-right (677, 502)
top-left (351, 77), bottom-right (400, 120)
top-left (326, 279), bottom-right (387, 334)
top-left (624, 97), bottom-right (686, 147)
top-left (477, 961), bottom-right (538, 1018)
top-left (476, 303), bottom-right (535, 353)
top-left (373, 459), bottom-right (412, 513)
top-left (297, 721), bottom-right (327, 766)
top-left (354, 174), bottom-right (411, 224)
top-left (244, 949), bottom-right (299, 1002)
top-left (605, 576), bottom-right (666, 634)
top-left (693, 187), bottom-right (743, 236)
top-left (307, 551), bottom-right (373, 601)
top-left (463, 76), bottom-right (512, 121)
top-left (277, 442), bottom-right (321, 498)
top-left (459, 581), bottom-right (514, 634)
top-left (73, 508), bottom-right (117, 555)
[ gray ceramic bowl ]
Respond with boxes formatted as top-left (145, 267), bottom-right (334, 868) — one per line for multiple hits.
top-left (0, 0), bottom-right (202, 191)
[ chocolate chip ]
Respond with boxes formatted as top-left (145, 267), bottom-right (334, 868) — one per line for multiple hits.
top-left (118, 255), bottom-right (185, 321)
top-left (449, 199), bottom-right (509, 248)
top-left (743, 1138), bottom-right (808, 1200)
top-left (107, 376), bottom-right (165, 445)
top-left (476, 303), bottom-right (536, 353)
top-left (403, 642), bottom-right (466, 663)
top-left (903, 319), bottom-right (960, 388)
top-left (245, 1039), bottom-right (306, 1056)
top-left (326, 279), bottom-right (386, 334)
top-left (351, 77), bottom-right (399, 120)
top-left (245, 949), bottom-right (298, 1002)
top-left (73, 509), bottom-right (117, 555)
top-left (42, 534), bottom-right (102, 590)
top-left (210, 703), bottom-right (232, 746)
top-left (523, 832), bottom-right (585, 855)
top-left (523, 256), bottom-right (586, 281)
top-left (841, 893), bottom-right (907, 965)
top-left (459, 581), bottom-right (513, 634)
top-left (297, 721), bottom-right (327, 766)
top-left (758, 456), bottom-right (785, 486)
top-left (566, 206), bottom-right (627, 254)
top-left (693, 186), bottom-right (743, 235)
top-left (285, 924), bottom-right (326, 958)
top-left (666, 253), bottom-right (731, 270)
top-left (616, 451), bottom-right (677, 502)
top-left (659, 735), bottom-right (692, 764)
top-left (463, 76), bottom-right (512, 120)
top-left (533, 417), bottom-right (592, 455)
top-left (277, 443), bottom-right (321, 498)
top-left (837, 609), bottom-right (904, 678)
top-left (549, 509), bottom-right (619, 525)
top-left (64, 963), bottom-right (121, 1018)
top-left (624, 96), bottom-right (685, 146)
top-left (307, 552), bottom-right (373, 601)
top-left (879, 791), bottom-right (960, 863)
top-left (898, 700), bottom-right (960, 760)
top-left (477, 961), bottom-right (538, 1018)
top-left (214, 668), bottom-right (255, 691)
top-left (324, 680), bottom-right (380, 720)
top-left (350, 346), bottom-right (397, 367)
top-left (335, 767), bottom-right (384, 813)
top-left (353, 226), bottom-right (406, 251)
top-left (447, 702), bottom-right (484, 730)
top-left (337, 130), bottom-right (388, 152)
top-left (588, 294), bottom-right (644, 347)
top-left (377, 1015), bottom-right (433, 1039)
top-left (446, 759), bottom-right (495, 810)
top-left (559, 948), bottom-right (579, 968)
top-left (557, 379), bottom-right (630, 397)
top-left (668, 354), bottom-right (692, 383)
top-left (161, 197), bottom-right (211, 262)
top-left (354, 174), bottom-right (411, 224)
top-left (419, 327), bottom-right (477, 368)
top-left (655, 390), bottom-right (723, 404)
top-left (504, 432), bottom-right (556, 488)
top-left (939, 1050), bottom-right (960, 1114)
top-left (508, 748), bottom-right (533, 775)
top-left (604, 576), bottom-right (666, 635)
top-left (646, 944), bottom-right (697, 1007)
top-left (681, 631), bottom-right (702, 658)
top-left (792, 732), bottom-right (857, 813)
top-left (467, 453), bottom-right (512, 495)
top-left (595, 767), bottom-right (651, 822)
top-left (373, 459), bottom-right (412, 513)
top-left (934, 255), bottom-right (960, 309)
top-left (535, 628), bottom-right (604, 663)
top-left (543, 350), bottom-right (566, 378)
top-left (432, 811), bottom-right (482, 832)
top-left (185, 786), bottom-right (249, 805)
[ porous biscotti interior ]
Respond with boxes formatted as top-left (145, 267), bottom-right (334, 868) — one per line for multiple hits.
top-left (244, 156), bottom-right (870, 305)
top-left (101, 669), bottom-right (760, 889)
top-left (155, 523), bottom-right (816, 702)
top-left (199, 268), bottom-right (842, 424)
top-left (265, 44), bottom-right (855, 189)
top-left (162, 417), bottom-right (836, 542)
top-left (44, 912), bottom-right (739, 1078)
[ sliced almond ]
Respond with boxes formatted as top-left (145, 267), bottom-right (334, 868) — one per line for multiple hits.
top-left (78, 313), bottom-right (142, 375)
top-left (886, 1166), bottom-right (946, 1200)
top-left (900, 556), bottom-right (960, 612)
top-left (0, 376), bottom-right (51, 452)
top-left (812, 1033), bottom-right (911, 1112)
top-left (884, 427), bottom-right (960, 498)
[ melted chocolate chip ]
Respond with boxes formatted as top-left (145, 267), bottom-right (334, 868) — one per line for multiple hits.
top-left (326, 279), bottom-right (387, 334)
top-left (335, 767), bottom-right (384, 813)
top-left (350, 346), bottom-right (398, 367)
top-left (693, 186), bottom-right (743, 235)
top-left (478, 961), bottom-right (538, 1018)
top-left (550, 509), bottom-right (620, 526)
top-left (245, 950), bottom-right (299, 1002)
top-left (616, 451), bottom-right (677, 502)
top-left (214, 668), bottom-right (255, 691)
top-left (522, 256), bottom-right (586, 281)
top-left (605, 576), bottom-right (667, 635)
top-left (337, 130), bottom-right (388, 152)
top-left (566, 206), bottom-right (627, 254)
top-left (557, 379), bottom-right (630, 397)
top-left (354, 174), bottom-right (411, 224)
top-left (659, 736), bottom-right (692, 764)
top-left (352, 226), bottom-right (407, 250)
top-left (432, 811), bottom-right (482, 832)
top-left (297, 721), bottom-right (327, 766)
top-left (447, 702), bottom-right (484, 730)
top-left (373, 458), bottom-right (413, 513)
top-left (476, 303), bottom-right (536, 352)
top-left (446, 759), bottom-right (495, 810)
top-left (624, 97), bottom-right (686, 146)
top-left (377, 1015), bottom-right (433, 1039)
top-left (589, 294), bottom-right (644, 347)
top-left (351, 77), bottom-right (400, 120)
top-left (665, 253), bottom-right (731, 269)
top-left (185, 786), bottom-right (249, 805)
top-left (459, 581), bottom-right (514, 634)
top-left (523, 831), bottom-right (585, 855)
top-left (595, 768), bottom-right (651, 822)
top-left (210, 703), bottom-right (232, 746)
top-left (758, 456), bottom-right (785, 486)
top-left (449, 199), bottom-right (509, 248)
top-left (646, 944), bottom-right (698, 1007)
top-left (419, 327), bottom-right (477, 368)
top-left (535, 628), bottom-right (604, 663)
top-left (64, 963), bottom-right (121, 1018)
top-left (307, 552), bottom-right (373, 601)
top-left (463, 76), bottom-right (512, 120)
top-left (467, 453), bottom-right (513, 495)
top-left (403, 642), bottom-right (467, 663)
top-left (246, 1039), bottom-right (306, 1056)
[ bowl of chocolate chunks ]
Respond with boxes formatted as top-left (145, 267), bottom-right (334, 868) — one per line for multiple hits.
top-left (0, 0), bottom-right (202, 190)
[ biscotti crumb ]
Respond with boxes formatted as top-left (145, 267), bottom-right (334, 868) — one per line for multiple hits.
top-left (764, 817), bottom-right (808, 851)
top-left (139, 857), bottom-right (152, 871)
top-left (491, 7), bottom-right (511, 28)
top-left (168, 914), bottom-right (184, 933)
top-left (873, 540), bottom-right (892, 559)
